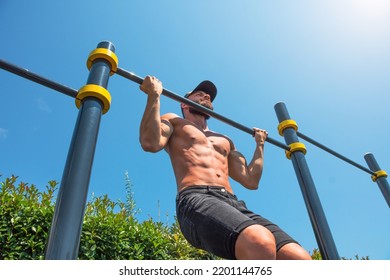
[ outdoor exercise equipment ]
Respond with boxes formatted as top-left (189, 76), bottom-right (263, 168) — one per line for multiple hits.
top-left (1, 41), bottom-right (389, 260)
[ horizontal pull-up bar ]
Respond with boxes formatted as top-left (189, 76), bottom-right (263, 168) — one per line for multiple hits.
top-left (0, 59), bottom-right (78, 98)
top-left (0, 58), bottom-right (382, 176)
top-left (297, 131), bottom-right (375, 176)
top-left (116, 67), bottom-right (290, 151)
top-left (0, 59), bottom-right (289, 150)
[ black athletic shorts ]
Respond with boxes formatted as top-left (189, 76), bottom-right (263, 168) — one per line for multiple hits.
top-left (176, 186), bottom-right (298, 259)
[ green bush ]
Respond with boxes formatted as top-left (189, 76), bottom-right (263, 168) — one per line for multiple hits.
top-left (309, 248), bottom-right (369, 260)
top-left (78, 193), bottom-right (215, 260)
top-left (0, 175), bottom-right (56, 259)
top-left (0, 175), bottom-right (216, 260)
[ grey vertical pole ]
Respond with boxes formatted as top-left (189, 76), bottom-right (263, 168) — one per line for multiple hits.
top-left (45, 41), bottom-right (116, 259)
top-left (274, 102), bottom-right (340, 260)
top-left (364, 153), bottom-right (390, 207)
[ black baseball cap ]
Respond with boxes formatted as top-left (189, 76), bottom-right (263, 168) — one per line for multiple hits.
top-left (184, 80), bottom-right (217, 101)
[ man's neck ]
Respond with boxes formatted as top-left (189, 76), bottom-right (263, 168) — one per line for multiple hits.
top-left (185, 114), bottom-right (208, 130)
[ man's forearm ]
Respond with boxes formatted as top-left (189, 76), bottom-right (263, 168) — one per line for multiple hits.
top-left (247, 145), bottom-right (265, 188)
top-left (139, 95), bottom-right (163, 152)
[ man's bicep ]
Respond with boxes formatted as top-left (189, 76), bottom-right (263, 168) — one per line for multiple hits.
top-left (159, 118), bottom-right (174, 147)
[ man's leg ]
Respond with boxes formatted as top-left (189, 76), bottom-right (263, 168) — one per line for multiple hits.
top-left (235, 225), bottom-right (312, 260)
top-left (235, 224), bottom-right (277, 260)
top-left (276, 243), bottom-right (312, 260)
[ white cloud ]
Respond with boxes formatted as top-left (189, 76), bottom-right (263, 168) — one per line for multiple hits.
top-left (0, 128), bottom-right (8, 139)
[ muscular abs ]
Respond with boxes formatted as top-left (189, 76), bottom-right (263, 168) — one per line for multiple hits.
top-left (165, 118), bottom-right (234, 193)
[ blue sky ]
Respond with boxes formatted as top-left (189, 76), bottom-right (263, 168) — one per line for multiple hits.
top-left (1, 0), bottom-right (389, 259)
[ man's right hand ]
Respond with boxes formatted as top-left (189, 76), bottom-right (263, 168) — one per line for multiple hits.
top-left (140, 75), bottom-right (163, 97)
top-left (253, 127), bottom-right (268, 146)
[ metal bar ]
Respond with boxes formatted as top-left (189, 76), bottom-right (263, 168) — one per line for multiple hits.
top-left (0, 59), bottom-right (78, 98)
top-left (116, 67), bottom-right (290, 151)
top-left (297, 131), bottom-right (375, 175)
top-left (45, 41), bottom-right (115, 259)
top-left (364, 153), bottom-right (390, 207)
top-left (275, 102), bottom-right (340, 260)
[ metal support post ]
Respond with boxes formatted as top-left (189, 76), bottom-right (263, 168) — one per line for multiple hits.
top-left (45, 41), bottom-right (117, 259)
top-left (274, 102), bottom-right (340, 260)
top-left (364, 153), bottom-right (390, 207)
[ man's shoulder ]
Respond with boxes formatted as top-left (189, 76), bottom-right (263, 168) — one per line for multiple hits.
top-left (161, 113), bottom-right (186, 127)
top-left (161, 112), bottom-right (182, 121)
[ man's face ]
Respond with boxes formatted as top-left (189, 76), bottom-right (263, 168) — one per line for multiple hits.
top-left (185, 91), bottom-right (214, 119)
top-left (187, 91), bottom-right (214, 110)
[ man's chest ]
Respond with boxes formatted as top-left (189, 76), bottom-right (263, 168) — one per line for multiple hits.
top-left (172, 125), bottom-right (231, 155)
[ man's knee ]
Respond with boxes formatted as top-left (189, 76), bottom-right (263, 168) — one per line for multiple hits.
top-left (235, 225), bottom-right (276, 260)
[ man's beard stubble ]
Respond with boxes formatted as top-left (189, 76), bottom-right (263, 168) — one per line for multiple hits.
top-left (189, 99), bottom-right (213, 120)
